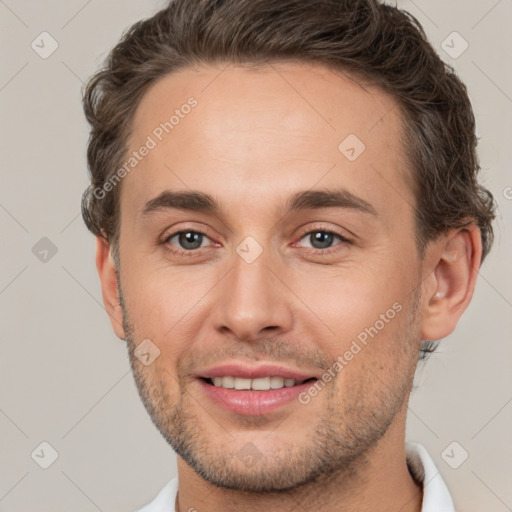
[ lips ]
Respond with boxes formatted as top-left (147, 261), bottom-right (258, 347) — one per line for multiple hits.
top-left (194, 363), bottom-right (319, 415)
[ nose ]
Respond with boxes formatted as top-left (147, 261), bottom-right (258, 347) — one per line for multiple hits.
top-left (211, 247), bottom-right (294, 342)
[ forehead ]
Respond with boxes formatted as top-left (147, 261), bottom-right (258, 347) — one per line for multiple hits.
top-left (122, 61), bottom-right (411, 224)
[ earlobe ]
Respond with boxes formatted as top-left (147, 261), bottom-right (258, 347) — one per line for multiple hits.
top-left (421, 225), bottom-right (482, 341)
top-left (95, 237), bottom-right (126, 340)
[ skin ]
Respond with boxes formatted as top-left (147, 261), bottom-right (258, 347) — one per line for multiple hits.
top-left (95, 61), bottom-right (482, 512)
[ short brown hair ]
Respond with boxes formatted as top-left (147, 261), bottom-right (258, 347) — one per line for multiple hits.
top-left (82, 0), bottom-right (496, 264)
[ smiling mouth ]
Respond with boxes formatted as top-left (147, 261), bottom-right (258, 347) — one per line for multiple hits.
top-left (200, 376), bottom-right (317, 391)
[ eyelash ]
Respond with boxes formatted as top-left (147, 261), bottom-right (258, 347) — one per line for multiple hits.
top-left (161, 225), bottom-right (351, 258)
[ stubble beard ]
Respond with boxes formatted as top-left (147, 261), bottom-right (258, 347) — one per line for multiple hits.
top-left (120, 283), bottom-right (422, 494)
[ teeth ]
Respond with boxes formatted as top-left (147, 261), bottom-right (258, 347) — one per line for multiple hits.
top-left (210, 376), bottom-right (300, 390)
top-left (235, 378), bottom-right (251, 390)
top-left (252, 377), bottom-right (271, 390)
top-left (221, 376), bottom-right (234, 388)
top-left (270, 376), bottom-right (284, 389)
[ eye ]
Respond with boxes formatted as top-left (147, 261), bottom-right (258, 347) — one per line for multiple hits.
top-left (297, 229), bottom-right (348, 251)
top-left (165, 230), bottom-right (212, 251)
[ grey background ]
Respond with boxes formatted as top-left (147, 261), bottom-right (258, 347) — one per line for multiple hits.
top-left (0, 0), bottom-right (511, 510)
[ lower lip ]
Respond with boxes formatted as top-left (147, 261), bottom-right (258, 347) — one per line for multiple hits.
top-left (196, 378), bottom-right (316, 416)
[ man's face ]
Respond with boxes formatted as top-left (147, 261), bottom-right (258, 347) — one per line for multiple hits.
top-left (115, 62), bottom-right (424, 491)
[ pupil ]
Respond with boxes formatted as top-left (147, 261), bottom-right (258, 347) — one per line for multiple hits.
top-left (179, 231), bottom-right (202, 250)
top-left (311, 231), bottom-right (333, 249)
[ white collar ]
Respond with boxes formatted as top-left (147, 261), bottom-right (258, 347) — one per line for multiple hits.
top-left (406, 442), bottom-right (455, 511)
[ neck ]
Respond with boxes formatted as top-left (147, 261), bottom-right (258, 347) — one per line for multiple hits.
top-left (175, 416), bottom-right (423, 512)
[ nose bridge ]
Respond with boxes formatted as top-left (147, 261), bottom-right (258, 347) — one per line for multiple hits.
top-left (212, 241), bottom-right (293, 339)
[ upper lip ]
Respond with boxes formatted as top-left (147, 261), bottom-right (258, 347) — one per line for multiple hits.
top-left (195, 363), bottom-right (319, 381)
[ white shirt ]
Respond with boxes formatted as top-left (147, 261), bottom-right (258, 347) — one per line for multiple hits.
top-left (136, 442), bottom-right (454, 511)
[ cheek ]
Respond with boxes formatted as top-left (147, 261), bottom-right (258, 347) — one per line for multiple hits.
top-left (292, 267), bottom-right (419, 392)
top-left (323, 304), bottom-right (418, 409)
top-left (290, 262), bottom-right (410, 341)
top-left (121, 262), bottom-right (215, 347)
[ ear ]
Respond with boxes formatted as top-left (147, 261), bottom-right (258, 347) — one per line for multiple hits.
top-left (420, 224), bottom-right (483, 341)
top-left (95, 236), bottom-right (126, 340)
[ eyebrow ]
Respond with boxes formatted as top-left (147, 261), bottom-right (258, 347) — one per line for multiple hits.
top-left (141, 188), bottom-right (377, 218)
